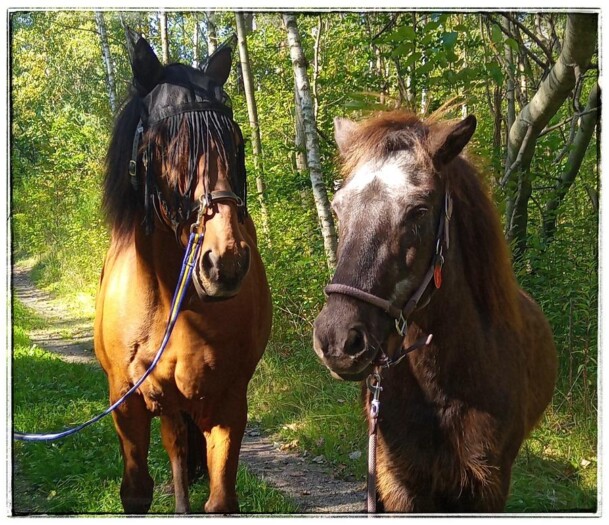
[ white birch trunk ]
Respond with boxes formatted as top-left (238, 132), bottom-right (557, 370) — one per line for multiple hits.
top-left (94, 11), bottom-right (117, 114)
top-left (159, 10), bottom-right (169, 64)
top-left (193, 15), bottom-right (200, 67)
top-left (206, 10), bottom-right (218, 55)
top-left (283, 13), bottom-right (337, 268)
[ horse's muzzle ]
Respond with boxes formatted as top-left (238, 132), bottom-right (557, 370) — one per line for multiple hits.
top-left (192, 244), bottom-right (251, 300)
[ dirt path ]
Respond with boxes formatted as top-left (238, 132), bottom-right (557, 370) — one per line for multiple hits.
top-left (12, 262), bottom-right (366, 514)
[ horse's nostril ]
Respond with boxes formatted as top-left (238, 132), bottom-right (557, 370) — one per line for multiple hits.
top-left (202, 250), bottom-right (218, 277)
top-left (344, 326), bottom-right (366, 356)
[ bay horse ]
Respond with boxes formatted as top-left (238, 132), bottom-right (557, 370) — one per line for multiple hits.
top-left (313, 111), bottom-right (557, 512)
top-left (94, 30), bottom-right (271, 514)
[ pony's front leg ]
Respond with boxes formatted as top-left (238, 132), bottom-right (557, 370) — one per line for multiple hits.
top-left (111, 392), bottom-right (154, 514)
top-left (160, 414), bottom-right (190, 513)
top-left (203, 387), bottom-right (248, 514)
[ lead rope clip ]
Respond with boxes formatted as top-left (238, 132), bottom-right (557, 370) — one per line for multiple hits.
top-left (366, 372), bottom-right (383, 514)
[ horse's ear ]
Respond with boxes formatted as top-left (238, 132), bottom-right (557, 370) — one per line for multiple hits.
top-left (429, 115), bottom-right (477, 166)
top-left (126, 28), bottom-right (163, 96)
top-left (334, 117), bottom-right (358, 155)
top-left (201, 35), bottom-right (236, 87)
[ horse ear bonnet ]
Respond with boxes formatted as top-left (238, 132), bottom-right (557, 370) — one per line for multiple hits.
top-left (128, 30), bottom-right (247, 228)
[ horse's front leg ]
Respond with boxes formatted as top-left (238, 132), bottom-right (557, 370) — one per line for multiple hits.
top-left (160, 414), bottom-right (190, 513)
top-left (111, 390), bottom-right (154, 514)
top-left (203, 386), bottom-right (248, 514)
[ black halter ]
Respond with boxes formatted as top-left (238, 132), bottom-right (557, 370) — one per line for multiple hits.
top-left (128, 64), bottom-right (247, 238)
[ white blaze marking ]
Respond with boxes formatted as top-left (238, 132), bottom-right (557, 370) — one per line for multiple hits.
top-left (345, 152), bottom-right (416, 192)
top-left (337, 151), bottom-right (422, 304)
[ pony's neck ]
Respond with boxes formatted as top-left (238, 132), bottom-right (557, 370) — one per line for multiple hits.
top-left (410, 227), bottom-right (486, 358)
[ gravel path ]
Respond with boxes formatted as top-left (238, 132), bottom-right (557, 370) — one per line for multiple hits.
top-left (12, 262), bottom-right (366, 514)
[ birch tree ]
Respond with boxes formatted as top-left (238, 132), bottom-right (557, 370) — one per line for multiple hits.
top-left (235, 11), bottom-right (271, 242)
top-left (192, 13), bottom-right (200, 67)
top-left (502, 13), bottom-right (597, 260)
top-left (283, 12), bottom-right (337, 268)
top-left (94, 11), bottom-right (117, 114)
top-left (159, 9), bottom-right (169, 63)
top-left (206, 11), bottom-right (218, 55)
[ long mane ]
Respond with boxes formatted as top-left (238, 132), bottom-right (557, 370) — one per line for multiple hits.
top-left (445, 155), bottom-right (522, 329)
top-left (102, 94), bottom-right (143, 242)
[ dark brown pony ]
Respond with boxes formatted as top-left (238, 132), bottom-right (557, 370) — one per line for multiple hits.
top-left (313, 111), bottom-right (557, 512)
top-left (94, 31), bottom-right (271, 514)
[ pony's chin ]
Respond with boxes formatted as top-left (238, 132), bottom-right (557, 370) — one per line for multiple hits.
top-left (329, 363), bottom-right (374, 382)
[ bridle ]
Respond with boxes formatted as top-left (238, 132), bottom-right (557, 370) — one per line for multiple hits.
top-left (325, 186), bottom-right (453, 367)
top-left (128, 82), bottom-right (247, 244)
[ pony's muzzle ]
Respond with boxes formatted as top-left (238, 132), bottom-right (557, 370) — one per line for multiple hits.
top-left (313, 310), bottom-right (376, 380)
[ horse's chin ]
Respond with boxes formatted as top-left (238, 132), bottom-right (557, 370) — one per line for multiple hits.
top-left (192, 276), bottom-right (241, 302)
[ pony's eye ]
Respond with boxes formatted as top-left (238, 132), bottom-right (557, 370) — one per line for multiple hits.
top-left (407, 206), bottom-right (429, 221)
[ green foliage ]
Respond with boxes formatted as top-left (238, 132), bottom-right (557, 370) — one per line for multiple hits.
top-left (11, 10), bottom-right (598, 514)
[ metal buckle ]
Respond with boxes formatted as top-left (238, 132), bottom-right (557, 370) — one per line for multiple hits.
top-left (395, 312), bottom-right (407, 337)
top-left (128, 159), bottom-right (137, 177)
top-left (366, 373), bottom-right (383, 419)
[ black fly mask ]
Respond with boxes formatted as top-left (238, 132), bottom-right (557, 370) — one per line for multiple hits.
top-left (127, 31), bottom-right (247, 236)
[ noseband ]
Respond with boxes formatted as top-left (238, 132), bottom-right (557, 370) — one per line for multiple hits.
top-left (325, 188), bottom-right (453, 362)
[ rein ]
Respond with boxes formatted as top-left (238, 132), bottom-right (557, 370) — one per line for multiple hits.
top-left (13, 202), bottom-right (209, 442)
top-left (325, 188), bottom-right (453, 514)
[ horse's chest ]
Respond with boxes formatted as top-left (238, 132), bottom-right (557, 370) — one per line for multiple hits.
top-left (132, 339), bottom-right (247, 415)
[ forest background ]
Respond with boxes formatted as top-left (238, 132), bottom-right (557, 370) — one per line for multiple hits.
top-left (8, 8), bottom-right (601, 514)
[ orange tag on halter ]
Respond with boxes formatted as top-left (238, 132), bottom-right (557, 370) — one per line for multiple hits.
top-left (434, 262), bottom-right (443, 288)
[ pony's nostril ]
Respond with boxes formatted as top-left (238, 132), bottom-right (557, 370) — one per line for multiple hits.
top-left (344, 326), bottom-right (366, 356)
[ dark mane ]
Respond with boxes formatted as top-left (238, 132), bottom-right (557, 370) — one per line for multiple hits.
top-left (103, 93), bottom-right (143, 242)
top-left (102, 93), bottom-right (246, 244)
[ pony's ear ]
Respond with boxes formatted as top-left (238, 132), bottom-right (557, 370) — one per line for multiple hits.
top-left (334, 117), bottom-right (358, 155)
top-left (126, 28), bottom-right (163, 96)
top-left (201, 35), bottom-right (236, 87)
top-left (429, 115), bottom-right (477, 166)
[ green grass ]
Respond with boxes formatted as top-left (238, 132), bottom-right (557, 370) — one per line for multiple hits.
top-left (13, 267), bottom-right (598, 514)
top-left (11, 299), bottom-right (297, 515)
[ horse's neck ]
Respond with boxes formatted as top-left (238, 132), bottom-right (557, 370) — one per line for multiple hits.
top-left (133, 227), bottom-right (185, 288)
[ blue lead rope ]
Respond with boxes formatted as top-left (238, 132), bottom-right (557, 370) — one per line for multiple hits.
top-left (13, 231), bottom-right (204, 442)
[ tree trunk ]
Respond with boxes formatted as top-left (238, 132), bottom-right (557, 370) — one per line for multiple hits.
top-left (503, 13), bottom-right (597, 260)
top-left (94, 11), bottom-right (117, 115)
top-left (283, 13), bottom-right (337, 269)
top-left (492, 84), bottom-right (503, 171)
top-left (206, 10), bottom-right (218, 55)
top-left (235, 11), bottom-right (271, 244)
top-left (542, 83), bottom-right (599, 243)
top-left (159, 10), bottom-right (169, 64)
top-left (193, 14), bottom-right (200, 67)
top-left (294, 83), bottom-right (308, 175)
top-left (312, 15), bottom-right (323, 120)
